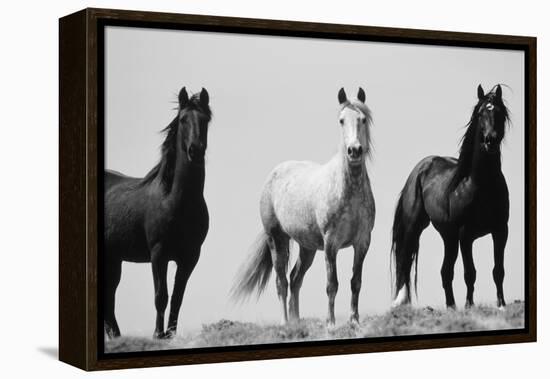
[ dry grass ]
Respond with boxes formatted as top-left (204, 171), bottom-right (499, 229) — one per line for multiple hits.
top-left (105, 300), bottom-right (524, 353)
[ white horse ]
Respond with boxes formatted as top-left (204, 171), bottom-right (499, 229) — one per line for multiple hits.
top-left (232, 88), bottom-right (375, 326)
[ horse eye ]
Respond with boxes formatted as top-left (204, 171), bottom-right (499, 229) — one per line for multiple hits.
top-left (339, 119), bottom-right (344, 125)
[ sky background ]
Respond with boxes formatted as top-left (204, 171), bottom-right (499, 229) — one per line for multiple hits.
top-left (104, 26), bottom-right (525, 336)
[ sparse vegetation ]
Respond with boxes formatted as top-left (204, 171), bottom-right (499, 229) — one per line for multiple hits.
top-left (105, 301), bottom-right (524, 353)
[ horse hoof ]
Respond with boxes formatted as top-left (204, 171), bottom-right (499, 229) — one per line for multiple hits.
top-left (105, 333), bottom-right (120, 341)
top-left (391, 301), bottom-right (411, 309)
top-left (391, 299), bottom-right (411, 309)
top-left (349, 315), bottom-right (360, 325)
top-left (288, 317), bottom-right (300, 324)
top-left (326, 319), bottom-right (336, 330)
top-left (104, 329), bottom-right (121, 340)
top-left (498, 305), bottom-right (506, 312)
top-left (153, 331), bottom-right (165, 339)
top-left (392, 288), bottom-right (411, 308)
top-left (163, 330), bottom-right (176, 339)
top-left (465, 302), bottom-right (475, 309)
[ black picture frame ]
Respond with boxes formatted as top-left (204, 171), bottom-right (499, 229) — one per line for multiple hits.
top-left (59, 8), bottom-right (537, 371)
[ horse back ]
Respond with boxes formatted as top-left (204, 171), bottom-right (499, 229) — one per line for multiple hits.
top-left (411, 155), bottom-right (466, 225)
top-left (260, 160), bottom-right (324, 248)
top-left (105, 169), bottom-right (138, 189)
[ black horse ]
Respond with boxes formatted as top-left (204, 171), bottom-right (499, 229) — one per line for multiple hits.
top-left (104, 87), bottom-right (212, 339)
top-left (391, 84), bottom-right (510, 309)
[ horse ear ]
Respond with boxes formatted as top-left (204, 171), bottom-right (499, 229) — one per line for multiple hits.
top-left (338, 88), bottom-right (347, 104)
top-left (178, 87), bottom-right (189, 108)
top-left (357, 87), bottom-right (366, 103)
top-left (495, 84), bottom-right (502, 100)
top-left (200, 88), bottom-right (209, 107)
top-left (477, 84), bottom-right (484, 100)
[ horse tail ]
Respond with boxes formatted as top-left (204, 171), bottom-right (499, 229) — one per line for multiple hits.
top-left (231, 231), bottom-right (273, 302)
top-left (391, 166), bottom-right (428, 303)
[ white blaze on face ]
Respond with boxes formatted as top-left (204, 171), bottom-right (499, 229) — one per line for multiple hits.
top-left (339, 106), bottom-right (368, 157)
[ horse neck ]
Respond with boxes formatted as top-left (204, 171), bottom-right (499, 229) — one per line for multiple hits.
top-left (333, 148), bottom-right (368, 195)
top-left (162, 137), bottom-right (205, 208)
top-left (462, 132), bottom-right (502, 185)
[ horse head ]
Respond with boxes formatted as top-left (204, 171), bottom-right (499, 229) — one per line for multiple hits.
top-left (177, 87), bottom-right (212, 164)
top-left (337, 87), bottom-right (372, 166)
top-left (475, 84), bottom-right (509, 155)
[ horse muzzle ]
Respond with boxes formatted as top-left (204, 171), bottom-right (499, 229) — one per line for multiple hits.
top-left (482, 138), bottom-right (499, 154)
top-left (347, 144), bottom-right (363, 164)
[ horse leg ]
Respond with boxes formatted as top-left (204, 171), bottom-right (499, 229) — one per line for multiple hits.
top-left (267, 231), bottom-right (290, 325)
top-left (104, 259), bottom-right (122, 339)
top-left (440, 234), bottom-right (459, 309)
top-left (288, 246), bottom-right (315, 322)
top-left (492, 225), bottom-right (508, 309)
top-left (324, 244), bottom-right (339, 326)
top-left (350, 236), bottom-right (370, 323)
top-left (151, 246), bottom-right (169, 338)
top-left (165, 248), bottom-right (201, 338)
top-left (459, 232), bottom-right (476, 308)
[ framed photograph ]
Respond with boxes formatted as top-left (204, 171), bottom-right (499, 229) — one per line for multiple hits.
top-left (59, 8), bottom-right (537, 371)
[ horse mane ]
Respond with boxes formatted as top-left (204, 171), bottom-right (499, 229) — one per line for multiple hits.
top-left (341, 100), bottom-right (374, 159)
top-left (446, 86), bottom-right (510, 194)
top-left (139, 93), bottom-right (212, 192)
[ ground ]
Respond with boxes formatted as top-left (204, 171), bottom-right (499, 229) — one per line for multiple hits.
top-left (105, 300), bottom-right (524, 353)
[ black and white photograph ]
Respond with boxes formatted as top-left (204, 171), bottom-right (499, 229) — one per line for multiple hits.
top-left (2, 0), bottom-right (547, 376)
top-left (101, 23), bottom-right (528, 355)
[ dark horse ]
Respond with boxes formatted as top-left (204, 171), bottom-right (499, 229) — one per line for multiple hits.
top-left (104, 87), bottom-right (212, 339)
top-left (391, 84), bottom-right (510, 309)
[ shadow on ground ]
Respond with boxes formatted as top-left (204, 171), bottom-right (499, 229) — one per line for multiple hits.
top-left (37, 347), bottom-right (58, 359)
